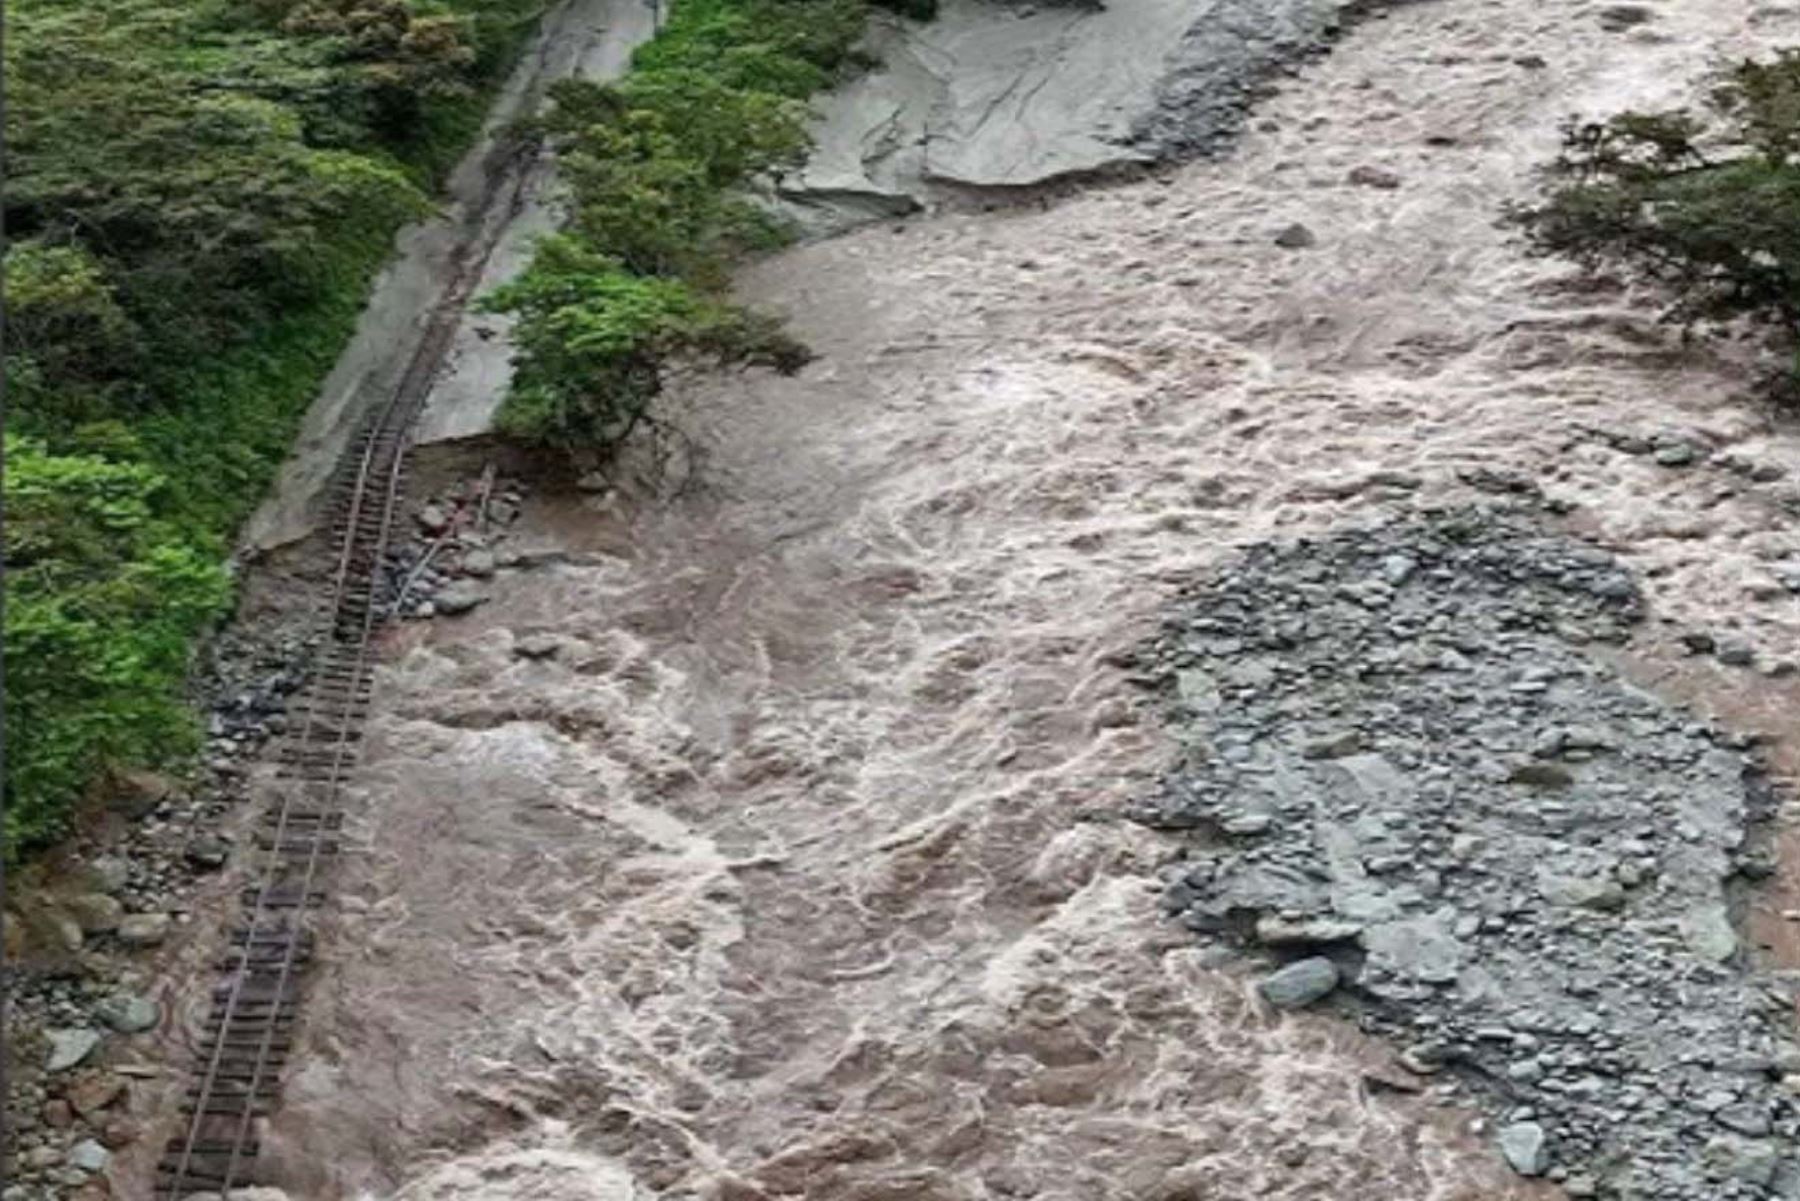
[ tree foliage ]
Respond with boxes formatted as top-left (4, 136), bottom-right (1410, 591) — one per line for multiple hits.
top-left (488, 0), bottom-right (876, 451)
top-left (1510, 50), bottom-right (1800, 344)
top-left (4, 438), bottom-right (233, 850)
top-left (3, 0), bottom-right (543, 855)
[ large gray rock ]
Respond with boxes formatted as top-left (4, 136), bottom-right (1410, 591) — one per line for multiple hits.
top-left (1703, 1134), bottom-right (1780, 1186)
top-left (1680, 904), bottom-right (1738, 962)
top-left (95, 992), bottom-right (160, 1034)
top-left (66, 1139), bottom-right (110, 1174)
top-left (1498, 1122), bottom-right (1549, 1176)
top-left (1362, 915), bottom-right (1467, 985)
top-left (62, 892), bottom-right (124, 934)
top-left (116, 912), bottom-right (172, 948)
top-left (434, 583), bottom-right (489, 616)
top-left (45, 1028), bottom-right (101, 1072)
top-left (1257, 957), bottom-right (1339, 1009)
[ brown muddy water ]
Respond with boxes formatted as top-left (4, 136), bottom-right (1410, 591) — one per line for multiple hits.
top-left (131, 0), bottom-right (1800, 1197)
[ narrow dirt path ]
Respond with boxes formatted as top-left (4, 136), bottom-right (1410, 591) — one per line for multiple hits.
top-left (203, 0), bottom-right (1800, 1196)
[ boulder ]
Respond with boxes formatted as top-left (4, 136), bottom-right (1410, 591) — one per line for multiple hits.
top-left (116, 912), bottom-right (172, 948)
top-left (66, 1140), bottom-right (110, 1174)
top-left (61, 893), bottom-right (124, 934)
top-left (66, 1071), bottom-right (125, 1119)
top-left (514, 633), bottom-right (563, 660)
top-left (108, 769), bottom-right (174, 818)
top-left (434, 583), bottom-right (488, 616)
top-left (95, 993), bottom-right (160, 1034)
top-left (1347, 164), bottom-right (1402, 190)
top-left (1498, 1122), bottom-right (1548, 1176)
top-left (1273, 222), bottom-right (1316, 249)
top-left (1257, 957), bottom-right (1340, 1009)
top-left (45, 1027), bottom-right (102, 1072)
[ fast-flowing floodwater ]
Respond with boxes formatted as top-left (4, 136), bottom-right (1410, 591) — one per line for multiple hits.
top-left (143, 0), bottom-right (1800, 1196)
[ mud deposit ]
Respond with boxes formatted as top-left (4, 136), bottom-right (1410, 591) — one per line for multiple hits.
top-left (1141, 506), bottom-right (1799, 1197)
top-left (102, 0), bottom-right (1800, 1197)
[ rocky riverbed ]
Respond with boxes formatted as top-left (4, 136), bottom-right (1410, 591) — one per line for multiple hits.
top-left (1138, 504), bottom-right (1800, 1198)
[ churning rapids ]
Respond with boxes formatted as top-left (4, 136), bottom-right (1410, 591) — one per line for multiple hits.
top-left (127, 0), bottom-right (1800, 1197)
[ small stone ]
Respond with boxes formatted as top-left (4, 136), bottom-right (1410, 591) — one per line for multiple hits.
top-left (46, 1027), bottom-right (102, 1072)
top-left (1564, 1176), bottom-right (1597, 1198)
top-left (184, 834), bottom-right (230, 871)
top-left (514, 634), bottom-right (562, 660)
top-left (1716, 640), bottom-right (1755, 667)
top-left (1348, 165), bottom-right (1402, 189)
top-left (1679, 904), bottom-right (1737, 962)
top-left (66, 1140), bottom-right (110, 1174)
top-left (1515, 54), bottom-right (1548, 69)
top-left (66, 1072), bottom-right (125, 1119)
top-left (42, 1099), bottom-right (73, 1128)
top-left (1655, 442), bottom-right (1697, 467)
top-left (1273, 222), bottom-right (1316, 249)
top-left (95, 993), bottom-right (159, 1034)
top-left (575, 470), bottom-right (611, 494)
top-left (1598, 3), bottom-right (1653, 29)
top-left (433, 583), bottom-right (488, 617)
top-left (116, 912), bottom-right (172, 948)
top-left (1254, 915), bottom-right (1363, 947)
top-left (1714, 1102), bottom-right (1772, 1137)
top-left (1381, 554), bottom-right (1417, 585)
top-left (417, 503), bottom-right (451, 534)
top-left (101, 1116), bottom-right (139, 1149)
top-left (1508, 762), bottom-right (1572, 789)
top-left (1303, 731), bottom-right (1363, 760)
top-left (461, 548), bottom-right (497, 578)
top-left (84, 857), bottom-right (132, 894)
top-left (1258, 957), bottom-right (1340, 1009)
top-left (1498, 1121), bottom-right (1549, 1176)
top-left (1681, 630), bottom-right (1717, 654)
top-left (1703, 1134), bottom-right (1779, 1186)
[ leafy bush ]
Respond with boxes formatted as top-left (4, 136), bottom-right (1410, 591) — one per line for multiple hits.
top-left (489, 0), bottom-right (876, 451)
top-left (485, 236), bottom-right (807, 449)
top-left (1510, 51), bottom-right (1800, 346)
top-left (4, 438), bottom-right (232, 849)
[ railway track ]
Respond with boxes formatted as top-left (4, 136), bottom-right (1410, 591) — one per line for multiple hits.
top-left (155, 133), bottom-right (538, 1198)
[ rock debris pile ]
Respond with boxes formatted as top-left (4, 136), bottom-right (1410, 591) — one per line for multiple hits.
top-left (383, 471), bottom-right (529, 621)
top-left (1136, 507), bottom-right (1800, 1199)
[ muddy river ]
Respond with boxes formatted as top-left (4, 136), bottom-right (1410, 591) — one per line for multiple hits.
top-left (131, 0), bottom-right (1800, 1196)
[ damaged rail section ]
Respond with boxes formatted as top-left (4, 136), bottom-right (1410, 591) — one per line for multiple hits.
top-left (154, 136), bottom-right (541, 1201)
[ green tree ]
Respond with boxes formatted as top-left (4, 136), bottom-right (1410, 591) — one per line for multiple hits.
top-left (1511, 50), bottom-right (1800, 347)
top-left (4, 438), bottom-right (232, 852)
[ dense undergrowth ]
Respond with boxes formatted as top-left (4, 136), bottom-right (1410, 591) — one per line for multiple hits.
top-left (1511, 49), bottom-right (1800, 388)
top-left (485, 0), bottom-right (924, 450)
top-left (3, 0), bottom-right (546, 854)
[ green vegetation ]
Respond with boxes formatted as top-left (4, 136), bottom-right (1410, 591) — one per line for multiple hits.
top-left (3, 0), bottom-right (546, 853)
top-left (484, 0), bottom-right (903, 450)
top-left (1511, 50), bottom-right (1800, 371)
